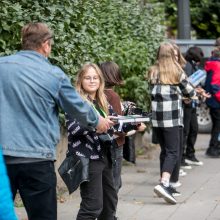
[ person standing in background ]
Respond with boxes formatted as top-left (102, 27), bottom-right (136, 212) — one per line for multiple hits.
top-left (99, 61), bottom-right (146, 193)
top-left (99, 61), bottom-right (125, 193)
top-left (204, 47), bottom-right (220, 158)
top-left (0, 22), bottom-right (110, 220)
top-left (215, 37), bottom-right (220, 47)
top-left (182, 47), bottom-right (204, 166)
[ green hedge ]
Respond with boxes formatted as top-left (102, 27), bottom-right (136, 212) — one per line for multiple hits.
top-left (0, 0), bottom-right (165, 110)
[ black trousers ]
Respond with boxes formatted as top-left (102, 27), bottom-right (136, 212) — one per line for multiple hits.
top-left (183, 106), bottom-right (198, 159)
top-left (77, 155), bottom-right (118, 220)
top-left (6, 161), bottom-right (57, 220)
top-left (154, 127), bottom-right (180, 177)
top-left (209, 108), bottom-right (220, 150)
top-left (170, 127), bottom-right (183, 182)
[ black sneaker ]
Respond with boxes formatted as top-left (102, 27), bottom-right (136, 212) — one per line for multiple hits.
top-left (206, 147), bottom-right (220, 158)
top-left (181, 161), bottom-right (192, 169)
top-left (168, 186), bottom-right (181, 197)
top-left (185, 156), bottom-right (203, 166)
top-left (154, 183), bottom-right (177, 204)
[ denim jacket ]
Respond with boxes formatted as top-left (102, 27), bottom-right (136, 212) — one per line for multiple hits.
top-left (0, 50), bottom-right (98, 160)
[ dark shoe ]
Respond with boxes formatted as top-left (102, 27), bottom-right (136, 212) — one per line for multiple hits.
top-left (206, 147), bottom-right (220, 158)
top-left (154, 183), bottom-right (177, 204)
top-left (181, 161), bottom-right (192, 169)
top-left (168, 186), bottom-right (181, 197)
top-left (185, 156), bottom-right (203, 166)
top-left (156, 185), bottom-right (181, 197)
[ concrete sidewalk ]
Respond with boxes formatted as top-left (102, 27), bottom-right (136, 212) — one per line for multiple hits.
top-left (16, 134), bottom-right (220, 220)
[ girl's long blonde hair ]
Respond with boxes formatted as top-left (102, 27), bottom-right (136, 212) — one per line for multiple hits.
top-left (172, 43), bottom-right (186, 68)
top-left (148, 42), bottom-right (184, 84)
top-left (75, 63), bottom-right (109, 114)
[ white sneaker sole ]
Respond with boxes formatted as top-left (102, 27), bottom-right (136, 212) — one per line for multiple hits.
top-left (179, 172), bottom-right (187, 177)
top-left (170, 182), bottom-right (182, 188)
top-left (154, 185), bottom-right (177, 205)
top-left (185, 159), bottom-right (204, 166)
top-left (181, 165), bottom-right (192, 170)
top-left (155, 192), bottom-right (181, 197)
top-left (179, 169), bottom-right (187, 177)
top-left (173, 193), bottom-right (181, 197)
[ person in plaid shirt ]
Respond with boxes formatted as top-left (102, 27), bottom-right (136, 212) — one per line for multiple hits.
top-left (148, 42), bottom-right (197, 205)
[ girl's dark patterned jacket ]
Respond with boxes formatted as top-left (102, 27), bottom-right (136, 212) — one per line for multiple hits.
top-left (65, 114), bottom-right (103, 160)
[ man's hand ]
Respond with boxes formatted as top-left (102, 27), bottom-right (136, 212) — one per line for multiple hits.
top-left (96, 116), bottom-right (114, 133)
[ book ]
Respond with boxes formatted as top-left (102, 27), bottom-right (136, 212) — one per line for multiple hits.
top-left (188, 69), bottom-right (206, 87)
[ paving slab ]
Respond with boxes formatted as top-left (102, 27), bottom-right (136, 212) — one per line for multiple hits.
top-left (16, 134), bottom-right (220, 220)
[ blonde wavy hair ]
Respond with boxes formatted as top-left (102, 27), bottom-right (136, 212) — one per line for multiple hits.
top-left (172, 43), bottom-right (186, 68)
top-left (148, 42), bottom-right (184, 84)
top-left (75, 63), bottom-right (109, 114)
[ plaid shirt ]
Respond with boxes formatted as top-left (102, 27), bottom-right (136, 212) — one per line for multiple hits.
top-left (150, 73), bottom-right (196, 127)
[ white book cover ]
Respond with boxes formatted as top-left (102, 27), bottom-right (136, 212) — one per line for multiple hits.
top-left (188, 69), bottom-right (206, 87)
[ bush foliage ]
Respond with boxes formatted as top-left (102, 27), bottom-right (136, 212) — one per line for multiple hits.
top-left (0, 0), bottom-right (164, 110)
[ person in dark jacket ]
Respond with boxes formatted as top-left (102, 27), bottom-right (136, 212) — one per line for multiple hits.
top-left (182, 47), bottom-right (204, 166)
top-left (0, 146), bottom-right (17, 220)
top-left (204, 47), bottom-right (220, 157)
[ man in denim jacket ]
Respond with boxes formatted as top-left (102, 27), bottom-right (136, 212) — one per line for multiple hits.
top-left (0, 22), bottom-right (111, 220)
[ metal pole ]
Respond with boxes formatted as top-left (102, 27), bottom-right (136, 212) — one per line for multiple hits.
top-left (177, 0), bottom-right (191, 39)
